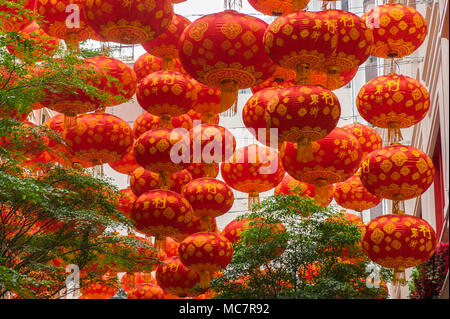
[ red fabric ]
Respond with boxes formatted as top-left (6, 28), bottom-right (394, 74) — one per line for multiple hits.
top-left (156, 256), bottom-right (201, 297)
top-left (359, 144), bottom-right (435, 201)
top-left (127, 283), bottom-right (165, 299)
top-left (109, 146), bottom-right (140, 175)
top-left (133, 53), bottom-right (185, 81)
top-left (341, 123), bottom-right (383, 160)
top-left (248, 0), bottom-right (310, 16)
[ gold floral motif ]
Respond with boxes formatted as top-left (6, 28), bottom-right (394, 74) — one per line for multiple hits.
top-left (370, 228), bottom-right (384, 245)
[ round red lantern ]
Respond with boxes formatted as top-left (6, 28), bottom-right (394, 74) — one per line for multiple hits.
top-left (249, 65), bottom-right (296, 94)
top-left (79, 282), bottom-right (117, 299)
top-left (171, 215), bottom-right (203, 243)
top-left (182, 178), bottom-right (234, 231)
top-left (130, 189), bottom-right (194, 250)
top-left (7, 22), bottom-right (59, 62)
top-left (142, 14), bottom-right (190, 70)
top-left (334, 173), bottom-right (382, 215)
top-left (341, 122), bottom-right (383, 160)
top-left (156, 256), bottom-right (201, 297)
top-left (133, 53), bottom-right (184, 81)
top-left (178, 232), bottom-right (233, 289)
top-left (134, 128), bottom-right (189, 187)
top-left (264, 11), bottom-right (334, 81)
top-left (127, 283), bottom-right (165, 299)
top-left (266, 84), bottom-right (341, 160)
top-left (116, 187), bottom-right (137, 219)
top-left (133, 112), bottom-right (192, 139)
top-left (317, 10), bottom-right (373, 75)
top-left (221, 218), bottom-right (249, 244)
top-left (362, 214), bottom-right (437, 285)
top-left (0, 0), bottom-right (34, 32)
top-left (356, 73), bottom-right (430, 144)
top-left (136, 70), bottom-right (197, 122)
top-left (108, 146), bottom-right (140, 176)
top-left (242, 87), bottom-right (282, 149)
top-left (310, 67), bottom-right (358, 91)
top-left (190, 81), bottom-right (225, 120)
top-left (187, 109), bottom-right (220, 127)
top-left (362, 3), bottom-right (427, 59)
top-left (190, 124), bottom-right (236, 176)
top-left (359, 144), bottom-right (435, 214)
top-left (178, 10), bottom-right (277, 112)
top-left (221, 145), bottom-right (285, 209)
top-left (84, 55), bottom-right (137, 108)
top-left (84, 0), bottom-right (173, 44)
top-left (185, 162), bottom-right (219, 179)
top-left (280, 127), bottom-right (362, 205)
top-left (248, 0), bottom-right (310, 16)
top-left (274, 174), bottom-right (335, 207)
top-left (64, 113), bottom-right (134, 165)
top-left (36, 0), bottom-right (96, 49)
top-left (130, 166), bottom-right (192, 197)
top-left (163, 237), bottom-right (180, 258)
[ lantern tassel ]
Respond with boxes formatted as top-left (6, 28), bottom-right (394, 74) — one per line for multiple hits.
top-left (65, 32), bottom-right (80, 53)
top-left (205, 163), bottom-right (217, 178)
top-left (155, 236), bottom-right (167, 256)
top-left (387, 122), bottom-right (403, 144)
top-left (297, 138), bottom-right (313, 162)
top-left (62, 113), bottom-right (77, 139)
top-left (162, 55), bottom-right (174, 71)
top-left (392, 196), bottom-right (405, 215)
top-left (199, 216), bottom-right (214, 232)
top-left (142, 272), bottom-right (153, 284)
top-left (393, 267), bottom-right (406, 286)
top-left (296, 64), bottom-right (311, 85)
top-left (314, 178), bottom-right (329, 206)
top-left (248, 191), bottom-right (260, 211)
top-left (221, 80), bottom-right (238, 117)
top-left (158, 172), bottom-right (171, 189)
top-left (198, 270), bottom-right (212, 289)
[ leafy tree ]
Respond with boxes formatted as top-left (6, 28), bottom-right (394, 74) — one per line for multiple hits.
top-left (1, 0), bottom-right (156, 299)
top-left (210, 193), bottom-right (392, 299)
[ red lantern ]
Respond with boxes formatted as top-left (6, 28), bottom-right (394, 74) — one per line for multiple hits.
top-left (187, 109), bottom-right (220, 127)
top-left (266, 84), bottom-right (341, 160)
top-left (359, 144), bottom-right (435, 214)
top-left (136, 70), bottom-right (197, 123)
top-left (178, 232), bottom-right (233, 289)
top-left (248, 0), bottom-right (310, 16)
top-left (171, 215), bottom-right (203, 243)
top-left (117, 187), bottom-right (137, 219)
top-left (341, 122), bottom-right (383, 160)
top-left (79, 282), bottom-right (117, 299)
top-left (190, 124), bottom-right (236, 177)
top-left (133, 112), bottom-right (192, 139)
top-left (130, 189), bottom-right (194, 251)
top-left (133, 53), bottom-right (184, 81)
top-left (155, 256), bottom-right (201, 297)
top-left (134, 128), bottom-right (189, 187)
top-left (264, 11), bottom-right (334, 81)
top-left (310, 67), bottom-right (358, 91)
top-left (0, 0), bottom-right (34, 32)
top-left (221, 145), bottom-right (285, 209)
top-left (84, 55), bottom-right (137, 108)
top-left (251, 78), bottom-right (295, 95)
top-left (178, 10), bottom-right (277, 112)
top-left (221, 218), bottom-right (249, 243)
top-left (317, 10), bottom-right (373, 75)
top-left (249, 65), bottom-right (296, 94)
top-left (274, 174), bottom-right (335, 207)
top-left (242, 87), bottom-right (282, 149)
top-left (127, 283), bottom-right (165, 299)
top-left (130, 167), bottom-right (192, 197)
top-left (356, 74), bottom-right (430, 144)
top-left (142, 14), bottom-right (190, 70)
top-left (36, 0), bottom-right (96, 49)
top-left (164, 237), bottom-right (180, 258)
top-left (182, 178), bottom-right (234, 231)
top-left (6, 22), bottom-right (59, 61)
top-left (43, 114), bottom-right (93, 168)
top-left (334, 173), bottom-right (382, 215)
top-left (362, 3), bottom-right (427, 59)
top-left (362, 214), bottom-right (437, 285)
top-left (64, 113), bottom-right (134, 165)
top-left (190, 81), bottom-right (225, 120)
top-left (280, 127), bottom-right (362, 205)
top-left (84, 0), bottom-right (173, 44)
top-left (108, 146), bottom-right (140, 176)
top-left (185, 162), bottom-right (219, 180)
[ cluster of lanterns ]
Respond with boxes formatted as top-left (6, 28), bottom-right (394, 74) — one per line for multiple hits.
top-left (1, 0), bottom-right (438, 297)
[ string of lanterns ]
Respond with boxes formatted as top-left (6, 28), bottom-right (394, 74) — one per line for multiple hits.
top-left (1, 0), bottom-right (437, 297)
